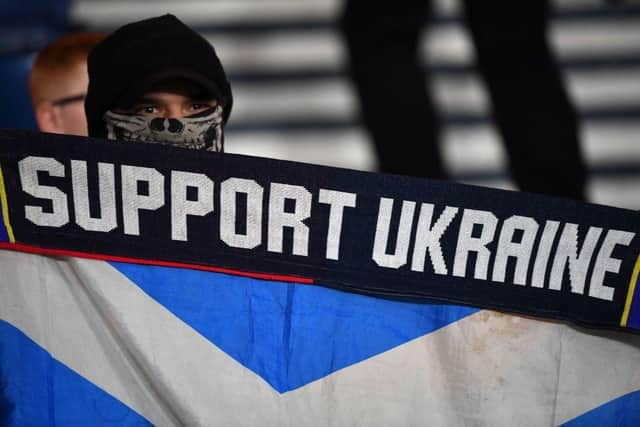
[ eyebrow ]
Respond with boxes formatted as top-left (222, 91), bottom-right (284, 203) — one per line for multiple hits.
top-left (132, 95), bottom-right (217, 105)
top-left (132, 97), bottom-right (158, 105)
top-left (52, 94), bottom-right (86, 106)
top-left (190, 90), bottom-right (216, 101)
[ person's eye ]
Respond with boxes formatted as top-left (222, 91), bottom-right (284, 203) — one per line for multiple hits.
top-left (189, 100), bottom-right (218, 112)
top-left (190, 103), bottom-right (207, 111)
top-left (134, 105), bottom-right (159, 115)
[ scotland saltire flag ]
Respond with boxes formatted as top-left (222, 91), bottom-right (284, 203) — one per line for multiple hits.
top-left (2, 251), bottom-right (639, 426)
top-left (1, 130), bottom-right (639, 425)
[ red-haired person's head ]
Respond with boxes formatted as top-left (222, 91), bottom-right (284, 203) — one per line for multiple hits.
top-left (29, 32), bottom-right (106, 136)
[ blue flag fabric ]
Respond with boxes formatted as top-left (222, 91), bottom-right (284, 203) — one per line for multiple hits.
top-left (1, 251), bottom-right (639, 426)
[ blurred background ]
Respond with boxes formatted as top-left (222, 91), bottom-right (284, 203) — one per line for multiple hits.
top-left (1, 0), bottom-right (639, 209)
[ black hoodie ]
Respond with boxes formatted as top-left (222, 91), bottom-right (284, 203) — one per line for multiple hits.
top-left (85, 14), bottom-right (233, 138)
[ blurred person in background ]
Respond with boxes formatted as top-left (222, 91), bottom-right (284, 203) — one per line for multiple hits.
top-left (341, 1), bottom-right (587, 201)
top-left (29, 32), bottom-right (106, 136)
top-left (85, 14), bottom-right (232, 152)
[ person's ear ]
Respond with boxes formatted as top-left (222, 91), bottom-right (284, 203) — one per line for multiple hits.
top-left (34, 102), bottom-right (62, 133)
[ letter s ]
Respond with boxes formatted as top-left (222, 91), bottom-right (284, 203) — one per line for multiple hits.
top-left (18, 156), bottom-right (69, 227)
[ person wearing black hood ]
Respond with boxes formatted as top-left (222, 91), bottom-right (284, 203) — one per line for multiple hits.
top-left (85, 14), bottom-right (232, 152)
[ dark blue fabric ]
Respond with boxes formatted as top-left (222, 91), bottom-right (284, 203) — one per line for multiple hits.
top-left (628, 273), bottom-right (640, 329)
top-left (0, 0), bottom-right (70, 53)
top-left (0, 217), bottom-right (8, 243)
top-left (0, 54), bottom-right (37, 130)
top-left (0, 0), bottom-right (71, 128)
top-left (1, 0), bottom-right (70, 27)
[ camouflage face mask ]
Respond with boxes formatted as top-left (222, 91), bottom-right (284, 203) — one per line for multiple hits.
top-left (103, 106), bottom-right (224, 152)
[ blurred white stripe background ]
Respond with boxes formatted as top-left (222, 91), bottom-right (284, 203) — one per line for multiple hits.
top-left (72, 0), bottom-right (640, 209)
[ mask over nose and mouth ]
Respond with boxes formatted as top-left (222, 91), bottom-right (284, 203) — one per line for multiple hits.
top-left (102, 105), bottom-right (225, 152)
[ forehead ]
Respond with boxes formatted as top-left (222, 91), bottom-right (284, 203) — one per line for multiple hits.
top-left (142, 79), bottom-right (215, 101)
top-left (35, 61), bottom-right (89, 102)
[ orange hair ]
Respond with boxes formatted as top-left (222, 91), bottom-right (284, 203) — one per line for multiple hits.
top-left (29, 32), bottom-right (106, 106)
